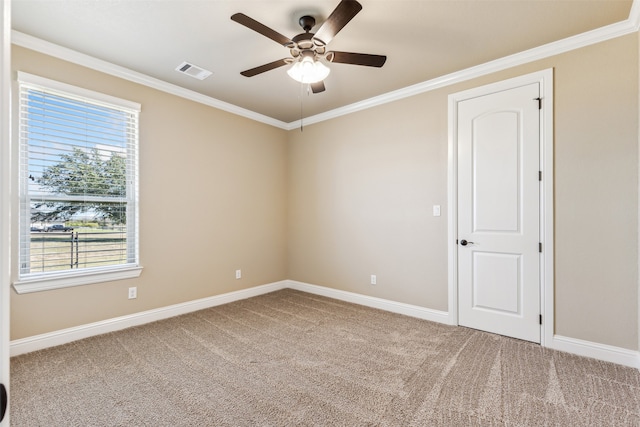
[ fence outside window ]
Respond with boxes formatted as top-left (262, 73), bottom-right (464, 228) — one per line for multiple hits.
top-left (28, 229), bottom-right (127, 273)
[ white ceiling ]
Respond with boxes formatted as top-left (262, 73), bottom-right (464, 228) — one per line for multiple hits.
top-left (11, 0), bottom-right (634, 124)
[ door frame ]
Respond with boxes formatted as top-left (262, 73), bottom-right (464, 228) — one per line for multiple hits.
top-left (447, 69), bottom-right (554, 346)
top-left (0, 0), bottom-right (10, 424)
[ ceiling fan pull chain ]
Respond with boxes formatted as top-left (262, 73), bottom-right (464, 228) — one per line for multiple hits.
top-left (300, 81), bottom-right (305, 132)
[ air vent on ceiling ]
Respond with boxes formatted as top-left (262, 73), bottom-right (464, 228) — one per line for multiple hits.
top-left (175, 61), bottom-right (213, 80)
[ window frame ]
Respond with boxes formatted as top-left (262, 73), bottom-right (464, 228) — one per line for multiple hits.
top-left (13, 72), bottom-right (142, 294)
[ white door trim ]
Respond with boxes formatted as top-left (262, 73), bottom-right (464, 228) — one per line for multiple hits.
top-left (447, 69), bottom-right (554, 347)
top-left (0, 0), bottom-right (11, 425)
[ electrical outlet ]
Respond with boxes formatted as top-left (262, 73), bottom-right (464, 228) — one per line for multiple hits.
top-left (235, 269), bottom-right (242, 279)
top-left (370, 275), bottom-right (377, 285)
top-left (128, 287), bottom-right (137, 299)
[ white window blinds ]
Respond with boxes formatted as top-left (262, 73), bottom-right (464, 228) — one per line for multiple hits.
top-left (18, 72), bottom-right (140, 279)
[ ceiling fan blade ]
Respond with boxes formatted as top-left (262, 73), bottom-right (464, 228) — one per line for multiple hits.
top-left (311, 81), bottom-right (326, 94)
top-left (329, 51), bottom-right (387, 67)
top-left (313, 0), bottom-right (362, 45)
top-left (240, 59), bottom-right (290, 77)
top-left (231, 13), bottom-right (293, 46)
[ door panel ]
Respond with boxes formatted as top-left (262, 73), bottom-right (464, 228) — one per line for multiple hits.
top-left (473, 252), bottom-right (521, 314)
top-left (458, 83), bottom-right (540, 343)
top-left (473, 111), bottom-right (520, 232)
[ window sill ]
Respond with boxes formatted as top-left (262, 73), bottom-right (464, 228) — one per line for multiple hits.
top-left (13, 265), bottom-right (143, 294)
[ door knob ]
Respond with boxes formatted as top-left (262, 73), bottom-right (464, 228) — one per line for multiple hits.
top-left (460, 239), bottom-right (474, 246)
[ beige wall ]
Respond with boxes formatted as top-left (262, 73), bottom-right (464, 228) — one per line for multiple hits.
top-left (9, 33), bottom-right (640, 352)
top-left (10, 46), bottom-right (289, 339)
top-left (287, 94), bottom-right (449, 310)
top-left (287, 34), bottom-right (639, 350)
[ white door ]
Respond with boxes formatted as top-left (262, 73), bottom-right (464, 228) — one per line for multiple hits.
top-left (457, 82), bottom-right (541, 343)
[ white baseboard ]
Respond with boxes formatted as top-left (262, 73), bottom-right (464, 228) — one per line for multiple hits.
top-left (550, 335), bottom-right (640, 369)
top-left (285, 280), bottom-right (451, 325)
top-left (285, 281), bottom-right (639, 369)
top-left (10, 280), bottom-right (640, 370)
top-left (10, 280), bottom-right (288, 356)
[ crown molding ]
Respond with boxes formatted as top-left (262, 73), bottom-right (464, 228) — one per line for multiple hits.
top-left (630, 0), bottom-right (640, 30)
top-left (11, 31), bottom-right (290, 130)
top-left (288, 11), bottom-right (639, 130)
top-left (12, 0), bottom-right (639, 131)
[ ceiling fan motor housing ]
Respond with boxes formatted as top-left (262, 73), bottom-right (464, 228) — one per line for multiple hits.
top-left (290, 17), bottom-right (326, 59)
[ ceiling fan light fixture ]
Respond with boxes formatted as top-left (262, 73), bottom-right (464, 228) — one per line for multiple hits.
top-left (287, 55), bottom-right (330, 84)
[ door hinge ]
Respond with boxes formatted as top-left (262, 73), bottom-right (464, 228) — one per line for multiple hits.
top-left (539, 171), bottom-right (542, 181)
top-left (539, 242), bottom-right (542, 253)
top-left (534, 97), bottom-right (542, 109)
top-left (539, 314), bottom-right (543, 325)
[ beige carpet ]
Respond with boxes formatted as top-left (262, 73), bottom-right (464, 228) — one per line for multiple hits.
top-left (10, 289), bottom-right (640, 426)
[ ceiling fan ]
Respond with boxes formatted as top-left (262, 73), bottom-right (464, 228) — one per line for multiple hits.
top-left (231, 0), bottom-right (386, 94)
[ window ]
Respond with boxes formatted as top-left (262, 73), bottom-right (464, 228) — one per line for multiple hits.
top-left (15, 72), bottom-right (142, 293)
